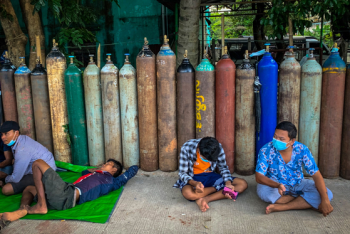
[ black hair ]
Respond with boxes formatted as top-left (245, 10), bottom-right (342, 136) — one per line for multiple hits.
top-left (107, 159), bottom-right (123, 177)
top-left (275, 121), bottom-right (297, 139)
top-left (198, 137), bottom-right (221, 162)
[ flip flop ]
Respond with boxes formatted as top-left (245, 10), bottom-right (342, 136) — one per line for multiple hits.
top-left (222, 187), bottom-right (238, 200)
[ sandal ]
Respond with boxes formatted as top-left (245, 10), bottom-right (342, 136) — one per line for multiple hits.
top-left (222, 187), bottom-right (238, 200)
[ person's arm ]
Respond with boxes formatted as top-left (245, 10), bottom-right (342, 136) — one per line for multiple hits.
top-left (312, 170), bottom-right (333, 216)
top-left (255, 147), bottom-right (286, 195)
top-left (5, 150), bottom-right (31, 183)
top-left (112, 165), bottom-right (138, 190)
top-left (302, 147), bottom-right (333, 216)
top-left (216, 145), bottom-right (233, 184)
top-left (178, 148), bottom-right (193, 185)
top-left (0, 150), bottom-right (13, 168)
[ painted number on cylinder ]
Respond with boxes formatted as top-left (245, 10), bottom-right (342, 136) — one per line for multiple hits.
top-left (196, 80), bottom-right (206, 132)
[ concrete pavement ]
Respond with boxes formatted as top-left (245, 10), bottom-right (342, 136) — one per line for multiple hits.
top-left (2, 170), bottom-right (350, 234)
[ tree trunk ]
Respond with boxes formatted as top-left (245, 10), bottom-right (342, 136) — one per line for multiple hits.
top-left (19, 0), bottom-right (45, 70)
top-left (177, 0), bottom-right (201, 68)
top-left (253, 3), bottom-right (265, 50)
top-left (0, 0), bottom-right (27, 68)
top-left (339, 37), bottom-right (349, 64)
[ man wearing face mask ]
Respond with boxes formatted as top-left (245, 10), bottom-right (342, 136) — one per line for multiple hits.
top-left (255, 121), bottom-right (333, 217)
top-left (0, 121), bottom-right (56, 195)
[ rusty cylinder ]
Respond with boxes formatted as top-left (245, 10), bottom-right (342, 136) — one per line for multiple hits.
top-left (235, 51), bottom-right (255, 175)
top-left (299, 48), bottom-right (322, 166)
top-left (341, 64), bottom-right (350, 179)
top-left (215, 52), bottom-right (235, 173)
top-left (177, 50), bottom-right (195, 154)
top-left (319, 46), bottom-right (346, 178)
top-left (157, 35), bottom-right (177, 172)
top-left (101, 54), bottom-right (122, 164)
top-left (46, 40), bottom-right (71, 162)
top-left (31, 60), bottom-right (54, 153)
top-left (14, 57), bottom-right (36, 139)
top-left (119, 54), bottom-right (139, 168)
top-left (278, 46), bottom-right (301, 135)
top-left (196, 57), bottom-right (215, 139)
top-left (136, 38), bottom-right (158, 171)
top-left (0, 52), bottom-right (18, 122)
top-left (84, 55), bottom-right (105, 166)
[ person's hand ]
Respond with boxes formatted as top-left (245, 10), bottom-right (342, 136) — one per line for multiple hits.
top-left (225, 184), bottom-right (235, 192)
top-left (278, 183), bottom-right (286, 196)
top-left (195, 182), bottom-right (204, 193)
top-left (0, 180), bottom-right (4, 188)
top-left (318, 200), bottom-right (333, 217)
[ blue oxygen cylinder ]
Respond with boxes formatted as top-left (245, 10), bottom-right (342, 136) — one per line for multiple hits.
top-left (256, 43), bottom-right (278, 156)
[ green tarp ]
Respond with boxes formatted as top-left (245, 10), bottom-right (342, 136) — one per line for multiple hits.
top-left (0, 161), bottom-right (123, 223)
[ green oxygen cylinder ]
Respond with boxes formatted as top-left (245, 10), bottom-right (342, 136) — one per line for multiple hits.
top-left (64, 56), bottom-right (89, 166)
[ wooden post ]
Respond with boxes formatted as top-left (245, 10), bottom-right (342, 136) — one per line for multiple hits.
top-left (221, 14), bottom-right (225, 56)
top-left (35, 35), bottom-right (41, 62)
top-left (288, 16), bottom-right (293, 46)
top-left (97, 43), bottom-right (101, 69)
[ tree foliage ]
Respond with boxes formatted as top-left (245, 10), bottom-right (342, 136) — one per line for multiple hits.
top-left (261, 0), bottom-right (350, 40)
top-left (30, 0), bottom-right (119, 54)
top-left (209, 12), bottom-right (254, 40)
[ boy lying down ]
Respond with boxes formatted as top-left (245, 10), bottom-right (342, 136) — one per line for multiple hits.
top-left (0, 159), bottom-right (138, 227)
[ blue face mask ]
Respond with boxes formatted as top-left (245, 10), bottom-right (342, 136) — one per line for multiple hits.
top-left (272, 138), bottom-right (290, 151)
top-left (200, 156), bottom-right (209, 162)
top-left (6, 132), bottom-right (17, 146)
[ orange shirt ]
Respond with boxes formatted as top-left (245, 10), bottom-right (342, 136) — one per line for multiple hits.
top-left (193, 149), bottom-right (212, 175)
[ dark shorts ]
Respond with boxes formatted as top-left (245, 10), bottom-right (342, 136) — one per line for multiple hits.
top-left (34, 168), bottom-right (76, 211)
top-left (10, 174), bottom-right (35, 194)
top-left (185, 172), bottom-right (235, 191)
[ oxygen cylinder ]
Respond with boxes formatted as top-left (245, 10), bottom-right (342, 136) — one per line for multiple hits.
top-left (157, 35), bottom-right (177, 172)
top-left (216, 47), bottom-right (235, 173)
top-left (136, 38), bottom-right (158, 171)
top-left (46, 40), bottom-right (71, 162)
top-left (84, 55), bottom-right (105, 166)
top-left (235, 51), bottom-right (255, 175)
top-left (196, 54), bottom-right (215, 139)
top-left (119, 54), bottom-right (139, 168)
top-left (14, 57), bottom-right (35, 139)
top-left (278, 46), bottom-right (301, 135)
top-left (101, 54), bottom-right (122, 164)
top-left (177, 50), bottom-right (195, 154)
top-left (31, 59), bottom-right (53, 153)
top-left (0, 51), bottom-right (18, 122)
top-left (341, 63), bottom-right (350, 180)
top-left (319, 43), bottom-right (346, 178)
top-left (256, 43), bottom-right (278, 155)
top-left (299, 48), bottom-right (322, 166)
top-left (64, 56), bottom-right (89, 166)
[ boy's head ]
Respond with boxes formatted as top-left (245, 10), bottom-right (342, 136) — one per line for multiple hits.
top-left (198, 137), bottom-right (221, 162)
top-left (275, 121), bottom-right (297, 141)
top-left (101, 159), bottom-right (123, 177)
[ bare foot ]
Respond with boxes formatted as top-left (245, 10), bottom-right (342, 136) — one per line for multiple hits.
top-left (0, 181), bottom-right (4, 187)
top-left (196, 198), bottom-right (210, 212)
top-left (266, 204), bottom-right (276, 214)
top-left (2, 209), bottom-right (28, 222)
top-left (27, 204), bottom-right (48, 215)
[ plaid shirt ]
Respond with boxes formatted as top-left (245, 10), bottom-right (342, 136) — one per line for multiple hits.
top-left (173, 138), bottom-right (233, 188)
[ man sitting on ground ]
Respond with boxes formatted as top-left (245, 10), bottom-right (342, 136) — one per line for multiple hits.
top-left (0, 159), bottom-right (138, 225)
top-left (174, 137), bottom-right (248, 212)
top-left (0, 138), bottom-right (13, 182)
top-left (0, 121), bottom-right (57, 195)
top-left (256, 121), bottom-right (333, 216)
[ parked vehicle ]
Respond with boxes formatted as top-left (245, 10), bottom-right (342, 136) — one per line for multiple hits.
top-left (218, 36), bottom-right (331, 65)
